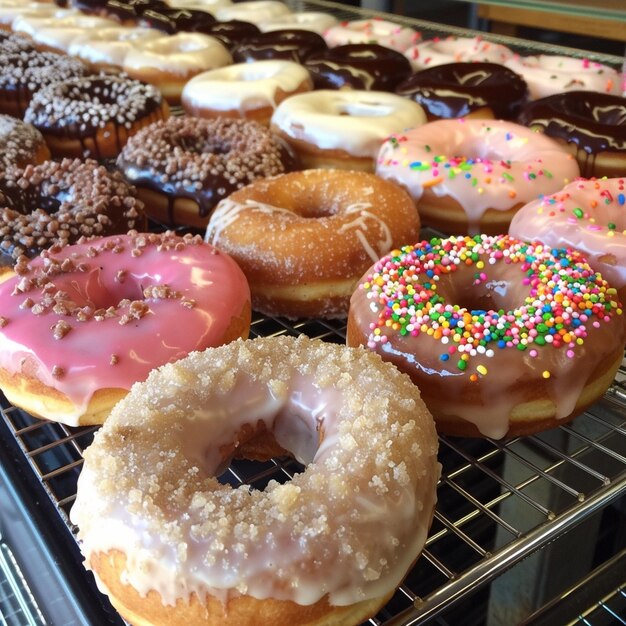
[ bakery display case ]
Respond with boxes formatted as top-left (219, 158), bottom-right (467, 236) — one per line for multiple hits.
top-left (0, 1), bottom-right (625, 625)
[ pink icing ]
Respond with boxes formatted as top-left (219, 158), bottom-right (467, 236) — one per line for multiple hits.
top-left (0, 232), bottom-right (250, 424)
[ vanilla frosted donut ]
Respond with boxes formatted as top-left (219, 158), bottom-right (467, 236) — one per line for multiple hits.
top-left (259, 11), bottom-right (337, 34)
top-left (182, 60), bottom-right (313, 126)
top-left (504, 54), bottom-right (621, 100)
top-left (70, 334), bottom-right (440, 626)
top-left (404, 36), bottom-right (513, 71)
top-left (0, 1), bottom-right (72, 30)
top-left (165, 0), bottom-right (231, 9)
top-left (270, 89), bottom-right (427, 172)
top-left (376, 118), bottom-right (580, 234)
top-left (324, 18), bottom-right (420, 53)
top-left (215, 0), bottom-right (290, 24)
top-left (123, 32), bottom-right (232, 103)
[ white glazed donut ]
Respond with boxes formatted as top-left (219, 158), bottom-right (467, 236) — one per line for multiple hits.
top-left (165, 0), bottom-right (232, 9)
top-left (323, 18), bottom-right (420, 53)
top-left (182, 60), bottom-right (313, 125)
top-left (0, 1), bottom-right (73, 30)
top-left (215, 0), bottom-right (290, 24)
top-left (504, 54), bottom-right (621, 100)
top-left (70, 334), bottom-right (440, 626)
top-left (270, 89), bottom-right (427, 171)
top-left (258, 11), bottom-right (338, 34)
top-left (404, 36), bottom-right (514, 71)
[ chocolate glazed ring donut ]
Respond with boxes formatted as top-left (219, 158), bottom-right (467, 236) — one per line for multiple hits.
top-left (305, 43), bottom-right (412, 91)
top-left (232, 28), bottom-right (327, 63)
top-left (518, 90), bottom-right (626, 179)
top-left (396, 62), bottom-right (529, 121)
top-left (196, 20), bottom-right (260, 50)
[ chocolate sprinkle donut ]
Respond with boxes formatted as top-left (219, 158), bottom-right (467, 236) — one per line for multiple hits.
top-left (0, 115), bottom-right (49, 172)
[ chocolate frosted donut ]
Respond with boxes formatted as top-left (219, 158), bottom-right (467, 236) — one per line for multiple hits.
top-left (139, 7), bottom-right (215, 33)
top-left (103, 0), bottom-right (170, 23)
top-left (396, 62), bottom-right (529, 120)
top-left (0, 159), bottom-right (144, 268)
top-left (116, 116), bottom-right (295, 228)
top-left (0, 115), bottom-right (50, 172)
top-left (232, 28), bottom-right (327, 63)
top-left (24, 75), bottom-right (169, 160)
top-left (305, 43), bottom-right (412, 91)
top-left (196, 20), bottom-right (260, 49)
top-left (518, 90), bottom-right (626, 178)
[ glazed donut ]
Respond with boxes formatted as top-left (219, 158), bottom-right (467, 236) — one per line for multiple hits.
top-left (215, 0), bottom-right (290, 24)
top-left (404, 36), bottom-right (513, 71)
top-left (518, 91), bottom-right (626, 179)
top-left (231, 28), bottom-right (327, 63)
top-left (396, 62), bottom-right (529, 120)
top-left (166, 0), bottom-right (231, 8)
top-left (0, 1), bottom-right (70, 30)
top-left (304, 43), bottom-right (412, 91)
top-left (24, 75), bottom-right (169, 160)
top-left (510, 177), bottom-right (626, 301)
top-left (270, 89), bottom-right (427, 172)
top-left (181, 60), bottom-right (313, 126)
top-left (0, 115), bottom-right (50, 171)
top-left (206, 169), bottom-right (421, 319)
top-left (116, 116), bottom-right (295, 228)
top-left (324, 18), bottom-right (420, 53)
top-left (504, 54), bottom-right (621, 100)
top-left (375, 119), bottom-right (580, 234)
top-left (70, 334), bottom-right (440, 626)
top-left (259, 11), bottom-right (337, 34)
top-left (0, 232), bottom-right (250, 425)
top-left (122, 32), bottom-right (232, 104)
top-left (0, 159), bottom-right (144, 268)
top-left (347, 234), bottom-right (626, 438)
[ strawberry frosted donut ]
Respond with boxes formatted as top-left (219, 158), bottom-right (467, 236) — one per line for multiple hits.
top-left (376, 119), bottom-right (580, 234)
top-left (404, 36), bottom-right (513, 71)
top-left (215, 0), bottom-right (290, 24)
top-left (0, 232), bottom-right (251, 426)
top-left (324, 18), bottom-right (420, 53)
top-left (270, 89), bottom-right (427, 172)
top-left (509, 177), bottom-right (626, 301)
top-left (504, 55), bottom-right (621, 100)
top-left (70, 334), bottom-right (440, 626)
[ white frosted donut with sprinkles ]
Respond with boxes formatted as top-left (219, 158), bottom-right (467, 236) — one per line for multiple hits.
top-left (324, 18), bottom-right (420, 52)
top-left (70, 334), bottom-right (440, 626)
top-left (347, 234), bottom-right (626, 439)
top-left (375, 118), bottom-right (580, 234)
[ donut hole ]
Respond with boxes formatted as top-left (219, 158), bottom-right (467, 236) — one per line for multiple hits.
top-left (218, 456), bottom-right (305, 491)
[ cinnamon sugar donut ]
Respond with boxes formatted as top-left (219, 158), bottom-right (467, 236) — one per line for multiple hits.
top-left (205, 169), bottom-right (421, 319)
top-left (0, 232), bottom-right (251, 425)
top-left (70, 334), bottom-right (440, 626)
top-left (24, 75), bottom-right (169, 160)
top-left (347, 234), bottom-right (626, 438)
top-left (0, 115), bottom-right (50, 171)
top-left (116, 116), bottom-right (295, 228)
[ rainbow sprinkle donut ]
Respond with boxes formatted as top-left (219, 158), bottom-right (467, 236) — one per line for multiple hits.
top-left (347, 234), bottom-right (625, 439)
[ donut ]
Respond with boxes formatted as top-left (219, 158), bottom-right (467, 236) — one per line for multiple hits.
top-left (396, 62), bottom-right (529, 121)
top-left (404, 36), bottom-right (513, 71)
top-left (375, 118), bottom-right (580, 234)
top-left (139, 7), bottom-right (216, 33)
top-left (0, 30), bottom-right (34, 53)
top-left (258, 11), bottom-right (338, 34)
top-left (509, 177), bottom-right (626, 302)
top-left (214, 0), bottom-right (290, 24)
top-left (116, 116), bottom-right (295, 228)
top-left (166, 0), bottom-right (231, 8)
top-left (205, 169), bottom-right (421, 319)
top-left (504, 54), bottom-right (621, 100)
top-left (347, 234), bottom-right (626, 439)
top-left (122, 32), bottom-right (232, 104)
top-left (0, 231), bottom-right (251, 425)
top-left (24, 75), bottom-right (169, 160)
top-left (270, 90), bottom-right (427, 172)
top-left (304, 43), bottom-right (412, 91)
top-left (517, 90), bottom-right (626, 179)
top-left (0, 159), bottom-right (144, 269)
top-left (0, 1), bottom-right (70, 31)
top-left (194, 19), bottom-right (260, 49)
top-left (181, 60), bottom-right (313, 126)
top-left (0, 115), bottom-right (50, 171)
top-left (99, 0), bottom-right (170, 25)
top-left (231, 28), bottom-right (327, 63)
top-left (324, 18), bottom-right (420, 52)
top-left (69, 334), bottom-right (440, 626)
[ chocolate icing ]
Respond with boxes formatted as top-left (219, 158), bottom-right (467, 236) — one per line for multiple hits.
top-left (139, 8), bottom-right (216, 34)
top-left (104, 0), bottom-right (169, 22)
top-left (232, 29), bottom-right (327, 63)
top-left (197, 20), bottom-right (260, 48)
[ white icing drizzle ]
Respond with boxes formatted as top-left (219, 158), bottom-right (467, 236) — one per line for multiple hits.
top-left (339, 202), bottom-right (393, 263)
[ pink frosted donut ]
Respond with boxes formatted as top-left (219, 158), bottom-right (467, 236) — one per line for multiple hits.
top-left (404, 35), bottom-right (514, 71)
top-left (324, 18), bottom-right (420, 53)
top-left (504, 54), bottom-right (621, 100)
top-left (376, 118), bottom-right (580, 234)
top-left (0, 231), bottom-right (251, 426)
top-left (509, 177), bottom-right (626, 299)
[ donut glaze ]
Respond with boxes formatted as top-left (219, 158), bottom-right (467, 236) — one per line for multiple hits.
top-left (324, 18), bottom-right (419, 53)
top-left (518, 91), bottom-right (626, 179)
top-left (70, 334), bottom-right (439, 625)
top-left (347, 234), bottom-right (626, 438)
top-left (231, 28), bottom-right (327, 63)
top-left (0, 232), bottom-right (251, 425)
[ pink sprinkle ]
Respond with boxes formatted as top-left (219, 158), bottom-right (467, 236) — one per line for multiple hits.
top-left (566, 350), bottom-right (575, 358)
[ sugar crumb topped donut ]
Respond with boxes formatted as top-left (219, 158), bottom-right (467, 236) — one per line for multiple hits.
top-left (0, 231), bottom-right (251, 425)
top-left (70, 334), bottom-right (440, 626)
top-left (324, 18), bottom-right (420, 52)
top-left (347, 234), bottom-right (626, 438)
top-left (0, 114), bottom-right (50, 171)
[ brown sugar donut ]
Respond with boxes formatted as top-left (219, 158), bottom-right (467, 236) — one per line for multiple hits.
top-left (24, 75), bottom-right (169, 160)
top-left (116, 116), bottom-right (296, 228)
top-left (0, 115), bottom-right (50, 171)
top-left (205, 169), bottom-right (421, 319)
